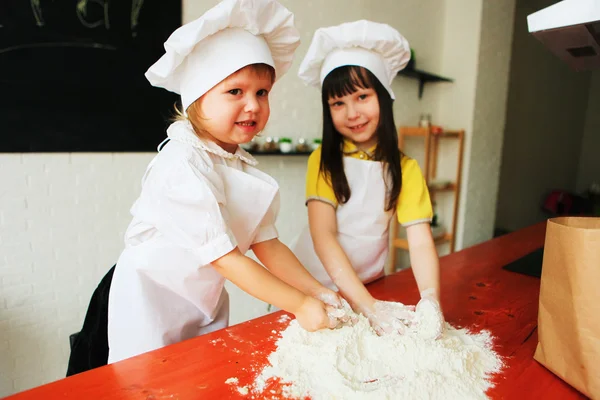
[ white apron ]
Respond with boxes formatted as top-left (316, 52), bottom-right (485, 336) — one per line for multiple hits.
top-left (107, 143), bottom-right (278, 363)
top-left (292, 157), bottom-right (393, 290)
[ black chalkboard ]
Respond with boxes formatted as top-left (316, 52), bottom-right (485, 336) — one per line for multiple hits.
top-left (0, 1), bottom-right (181, 152)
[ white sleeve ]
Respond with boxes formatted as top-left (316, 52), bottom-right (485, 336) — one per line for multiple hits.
top-left (252, 191), bottom-right (280, 244)
top-left (137, 158), bottom-right (237, 265)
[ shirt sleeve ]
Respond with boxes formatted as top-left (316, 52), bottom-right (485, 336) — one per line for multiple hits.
top-left (137, 157), bottom-right (237, 265)
top-left (305, 147), bottom-right (338, 208)
top-left (252, 192), bottom-right (280, 244)
top-left (396, 157), bottom-right (434, 226)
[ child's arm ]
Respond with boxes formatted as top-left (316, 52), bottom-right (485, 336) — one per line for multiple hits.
top-left (406, 222), bottom-right (444, 338)
top-left (307, 201), bottom-right (414, 335)
top-left (212, 248), bottom-right (336, 332)
top-left (307, 201), bottom-right (375, 308)
top-left (251, 238), bottom-right (344, 307)
top-left (406, 223), bottom-right (441, 301)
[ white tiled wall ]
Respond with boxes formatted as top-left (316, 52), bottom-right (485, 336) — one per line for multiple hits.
top-left (0, 153), bottom-right (153, 394)
top-left (0, 0), bottom-right (515, 396)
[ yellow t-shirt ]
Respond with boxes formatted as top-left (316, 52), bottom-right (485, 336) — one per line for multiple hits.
top-left (306, 141), bottom-right (433, 226)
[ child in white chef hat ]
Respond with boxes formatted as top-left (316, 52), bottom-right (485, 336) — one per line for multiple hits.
top-left (98, 0), bottom-right (351, 365)
top-left (292, 20), bottom-right (445, 337)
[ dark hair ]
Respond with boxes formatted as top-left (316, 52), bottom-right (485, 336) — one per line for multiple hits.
top-left (320, 66), bottom-right (402, 211)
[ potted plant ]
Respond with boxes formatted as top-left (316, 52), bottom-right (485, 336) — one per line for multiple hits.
top-left (279, 137), bottom-right (293, 153)
top-left (310, 138), bottom-right (322, 151)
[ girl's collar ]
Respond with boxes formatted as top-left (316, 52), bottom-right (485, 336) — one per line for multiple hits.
top-left (166, 121), bottom-right (258, 166)
top-left (342, 139), bottom-right (377, 159)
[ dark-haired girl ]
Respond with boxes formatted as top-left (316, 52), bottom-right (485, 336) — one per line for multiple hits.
top-left (292, 20), bottom-right (444, 337)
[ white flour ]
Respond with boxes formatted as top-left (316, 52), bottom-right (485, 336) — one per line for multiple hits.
top-left (410, 298), bottom-right (445, 340)
top-left (225, 377), bottom-right (250, 395)
top-left (244, 305), bottom-right (503, 399)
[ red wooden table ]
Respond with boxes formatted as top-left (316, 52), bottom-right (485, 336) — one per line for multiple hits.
top-left (4, 222), bottom-right (587, 399)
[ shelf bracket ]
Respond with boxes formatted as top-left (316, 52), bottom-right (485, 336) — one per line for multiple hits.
top-left (418, 78), bottom-right (426, 99)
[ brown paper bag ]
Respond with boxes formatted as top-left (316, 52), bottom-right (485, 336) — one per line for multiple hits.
top-left (534, 217), bottom-right (600, 399)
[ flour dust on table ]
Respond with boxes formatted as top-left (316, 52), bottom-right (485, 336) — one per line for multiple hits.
top-left (229, 302), bottom-right (503, 399)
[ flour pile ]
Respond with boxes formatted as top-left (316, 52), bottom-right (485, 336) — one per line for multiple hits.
top-left (248, 304), bottom-right (503, 399)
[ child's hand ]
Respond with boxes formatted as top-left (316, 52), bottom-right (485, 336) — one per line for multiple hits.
top-left (415, 289), bottom-right (445, 339)
top-left (311, 287), bottom-right (357, 327)
top-left (312, 287), bottom-right (343, 308)
top-left (294, 296), bottom-right (342, 332)
top-left (361, 300), bottom-right (415, 336)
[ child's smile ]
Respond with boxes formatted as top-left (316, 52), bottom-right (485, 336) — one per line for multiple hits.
top-left (347, 121), bottom-right (370, 133)
top-left (235, 119), bottom-right (258, 133)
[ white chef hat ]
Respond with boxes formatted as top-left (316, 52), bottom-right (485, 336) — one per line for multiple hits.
top-left (298, 20), bottom-right (411, 100)
top-left (145, 0), bottom-right (300, 110)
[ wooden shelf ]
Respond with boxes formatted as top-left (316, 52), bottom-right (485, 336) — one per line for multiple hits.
top-left (388, 126), bottom-right (465, 274)
top-left (393, 233), bottom-right (453, 250)
top-left (428, 183), bottom-right (456, 193)
top-left (397, 67), bottom-right (453, 99)
top-left (398, 127), bottom-right (462, 137)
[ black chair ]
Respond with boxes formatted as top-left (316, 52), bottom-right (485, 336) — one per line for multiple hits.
top-left (66, 265), bottom-right (115, 377)
top-left (69, 332), bottom-right (79, 350)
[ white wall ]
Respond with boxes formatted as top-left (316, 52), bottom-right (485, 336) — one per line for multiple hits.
top-left (0, 0), bottom-right (449, 396)
top-left (495, 0), bottom-right (592, 233)
top-left (435, 0), bottom-right (483, 251)
top-left (435, 0), bottom-right (517, 249)
top-left (460, 0), bottom-right (516, 248)
top-left (576, 71), bottom-right (600, 192)
top-left (0, 153), bottom-right (153, 394)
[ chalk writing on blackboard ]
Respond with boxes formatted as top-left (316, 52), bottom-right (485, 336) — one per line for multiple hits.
top-left (1, 0), bottom-right (150, 55)
top-left (31, 0), bottom-right (44, 26)
top-left (0, 42), bottom-right (115, 56)
top-left (25, 0), bottom-right (146, 33)
top-left (0, 0), bottom-right (182, 153)
top-left (76, 0), bottom-right (110, 29)
top-left (131, 0), bottom-right (144, 36)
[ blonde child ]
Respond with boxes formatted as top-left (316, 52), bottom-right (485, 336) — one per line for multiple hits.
top-left (292, 20), bottom-right (444, 336)
top-left (67, 0), bottom-right (348, 374)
